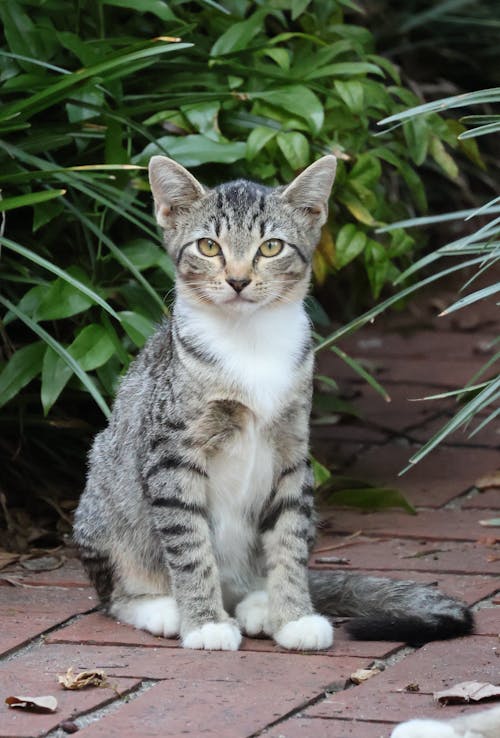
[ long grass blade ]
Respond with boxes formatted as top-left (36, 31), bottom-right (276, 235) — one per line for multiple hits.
top-left (0, 237), bottom-right (120, 321)
top-left (402, 375), bottom-right (500, 471)
top-left (329, 345), bottom-right (390, 401)
top-left (0, 296), bottom-right (110, 417)
top-left (314, 256), bottom-right (487, 351)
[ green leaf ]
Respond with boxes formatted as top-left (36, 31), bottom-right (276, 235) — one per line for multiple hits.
top-left (121, 239), bottom-right (174, 277)
top-left (403, 117), bottom-right (429, 166)
top-left (310, 456), bottom-right (331, 488)
top-left (364, 239), bottom-right (389, 298)
top-left (276, 131), bottom-right (310, 170)
top-left (291, 0), bottom-right (312, 19)
top-left (307, 62), bottom-right (383, 81)
top-left (326, 487), bottom-right (416, 514)
top-left (0, 40), bottom-right (192, 122)
top-left (41, 347), bottom-right (72, 415)
top-left (249, 86), bottom-right (324, 135)
top-left (69, 324), bottom-right (116, 371)
top-left (182, 101), bottom-right (221, 140)
top-left (429, 135), bottom-right (459, 179)
top-left (210, 9), bottom-right (267, 56)
top-left (0, 237), bottom-right (120, 320)
top-left (102, 0), bottom-right (177, 21)
top-left (0, 341), bottom-right (45, 409)
top-left (0, 2), bottom-right (48, 70)
top-left (338, 191), bottom-right (376, 226)
top-left (137, 134), bottom-right (246, 167)
top-left (0, 189), bottom-right (66, 212)
top-left (35, 271), bottom-right (95, 321)
top-left (334, 80), bottom-right (364, 114)
top-left (119, 311), bottom-right (155, 347)
top-left (32, 198), bottom-right (64, 232)
top-left (335, 224), bottom-right (367, 268)
top-left (246, 126), bottom-right (276, 160)
top-left (0, 296), bottom-right (110, 417)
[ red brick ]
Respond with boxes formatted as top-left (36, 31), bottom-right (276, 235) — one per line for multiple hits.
top-left (2, 644), bottom-right (364, 738)
top-left (306, 690), bottom-right (491, 725)
top-left (323, 508), bottom-right (498, 542)
top-left (264, 715), bottom-right (395, 738)
top-left (0, 587), bottom-right (96, 657)
top-left (47, 612), bottom-right (403, 660)
top-left (338, 329), bottom-right (496, 363)
top-left (311, 537), bottom-right (500, 576)
top-left (306, 636), bottom-right (499, 723)
top-left (474, 606), bottom-right (500, 635)
top-left (407, 413), bottom-right (500, 447)
top-left (341, 445), bottom-right (500, 508)
top-left (0, 649), bottom-right (138, 738)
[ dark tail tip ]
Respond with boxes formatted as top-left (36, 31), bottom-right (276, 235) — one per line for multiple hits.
top-left (346, 609), bottom-right (474, 646)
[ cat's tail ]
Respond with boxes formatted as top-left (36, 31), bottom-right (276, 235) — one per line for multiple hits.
top-left (308, 570), bottom-right (473, 645)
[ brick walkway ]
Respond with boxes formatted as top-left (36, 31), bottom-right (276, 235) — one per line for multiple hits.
top-left (1, 300), bottom-right (499, 738)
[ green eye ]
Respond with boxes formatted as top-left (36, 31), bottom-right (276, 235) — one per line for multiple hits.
top-left (259, 239), bottom-right (284, 258)
top-left (198, 238), bottom-right (221, 257)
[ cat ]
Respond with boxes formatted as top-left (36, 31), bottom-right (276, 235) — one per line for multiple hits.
top-left (73, 155), bottom-right (473, 651)
top-left (391, 705), bottom-right (500, 738)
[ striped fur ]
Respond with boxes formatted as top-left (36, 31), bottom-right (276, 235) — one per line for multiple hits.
top-left (74, 156), bottom-right (472, 650)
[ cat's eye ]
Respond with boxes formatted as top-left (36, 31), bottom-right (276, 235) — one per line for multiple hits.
top-left (198, 238), bottom-right (222, 257)
top-left (259, 239), bottom-right (284, 258)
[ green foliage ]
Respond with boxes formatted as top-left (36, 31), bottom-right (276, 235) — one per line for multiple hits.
top-left (377, 88), bottom-right (499, 468)
top-left (0, 0), bottom-right (466, 425)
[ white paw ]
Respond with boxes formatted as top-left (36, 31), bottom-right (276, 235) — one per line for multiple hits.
top-left (182, 622), bottom-right (242, 651)
top-left (111, 596), bottom-right (180, 638)
top-left (391, 720), bottom-right (457, 738)
top-left (274, 614), bottom-right (333, 651)
top-left (235, 591), bottom-right (271, 636)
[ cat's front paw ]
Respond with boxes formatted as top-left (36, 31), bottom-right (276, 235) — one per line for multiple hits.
top-left (182, 622), bottom-right (242, 651)
top-left (274, 614), bottom-right (333, 650)
top-left (235, 591), bottom-right (271, 636)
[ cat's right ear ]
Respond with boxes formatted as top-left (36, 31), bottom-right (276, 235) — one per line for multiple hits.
top-left (148, 156), bottom-right (206, 228)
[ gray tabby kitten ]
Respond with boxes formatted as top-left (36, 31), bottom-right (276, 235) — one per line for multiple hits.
top-left (74, 155), bottom-right (472, 651)
top-left (391, 706), bottom-right (500, 738)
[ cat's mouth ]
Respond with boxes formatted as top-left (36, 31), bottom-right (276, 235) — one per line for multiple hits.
top-left (223, 294), bottom-right (255, 305)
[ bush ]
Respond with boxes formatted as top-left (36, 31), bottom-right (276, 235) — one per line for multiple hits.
top-left (1, 1), bottom-right (484, 519)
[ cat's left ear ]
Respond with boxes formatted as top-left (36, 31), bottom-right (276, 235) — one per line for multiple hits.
top-left (281, 155), bottom-right (337, 224)
top-left (149, 156), bottom-right (206, 228)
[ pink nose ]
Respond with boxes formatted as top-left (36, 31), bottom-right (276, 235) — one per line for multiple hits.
top-left (226, 277), bottom-right (250, 293)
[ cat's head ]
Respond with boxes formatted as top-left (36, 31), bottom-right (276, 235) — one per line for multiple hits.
top-left (149, 155), bottom-right (336, 313)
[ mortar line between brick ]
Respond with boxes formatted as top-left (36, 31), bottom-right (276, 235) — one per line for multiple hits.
top-left (247, 644), bottom-right (415, 737)
top-left (44, 678), bottom-right (159, 738)
top-left (0, 607), bottom-right (97, 665)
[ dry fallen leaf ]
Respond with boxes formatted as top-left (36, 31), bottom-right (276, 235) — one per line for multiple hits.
top-left (20, 554), bottom-right (64, 572)
top-left (434, 681), bottom-right (500, 704)
top-left (0, 551), bottom-right (20, 571)
top-left (350, 667), bottom-right (381, 684)
top-left (58, 667), bottom-right (109, 690)
top-left (475, 471), bottom-right (500, 489)
top-left (6, 695), bottom-right (58, 713)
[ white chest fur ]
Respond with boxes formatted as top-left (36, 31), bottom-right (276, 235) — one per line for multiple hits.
top-left (175, 297), bottom-right (309, 421)
top-left (207, 416), bottom-right (273, 602)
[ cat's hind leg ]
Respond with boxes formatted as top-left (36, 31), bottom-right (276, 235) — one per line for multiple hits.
top-left (80, 545), bottom-right (180, 639)
top-left (110, 595), bottom-right (180, 638)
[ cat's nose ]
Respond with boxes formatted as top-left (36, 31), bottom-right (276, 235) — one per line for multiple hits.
top-left (226, 277), bottom-right (250, 294)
